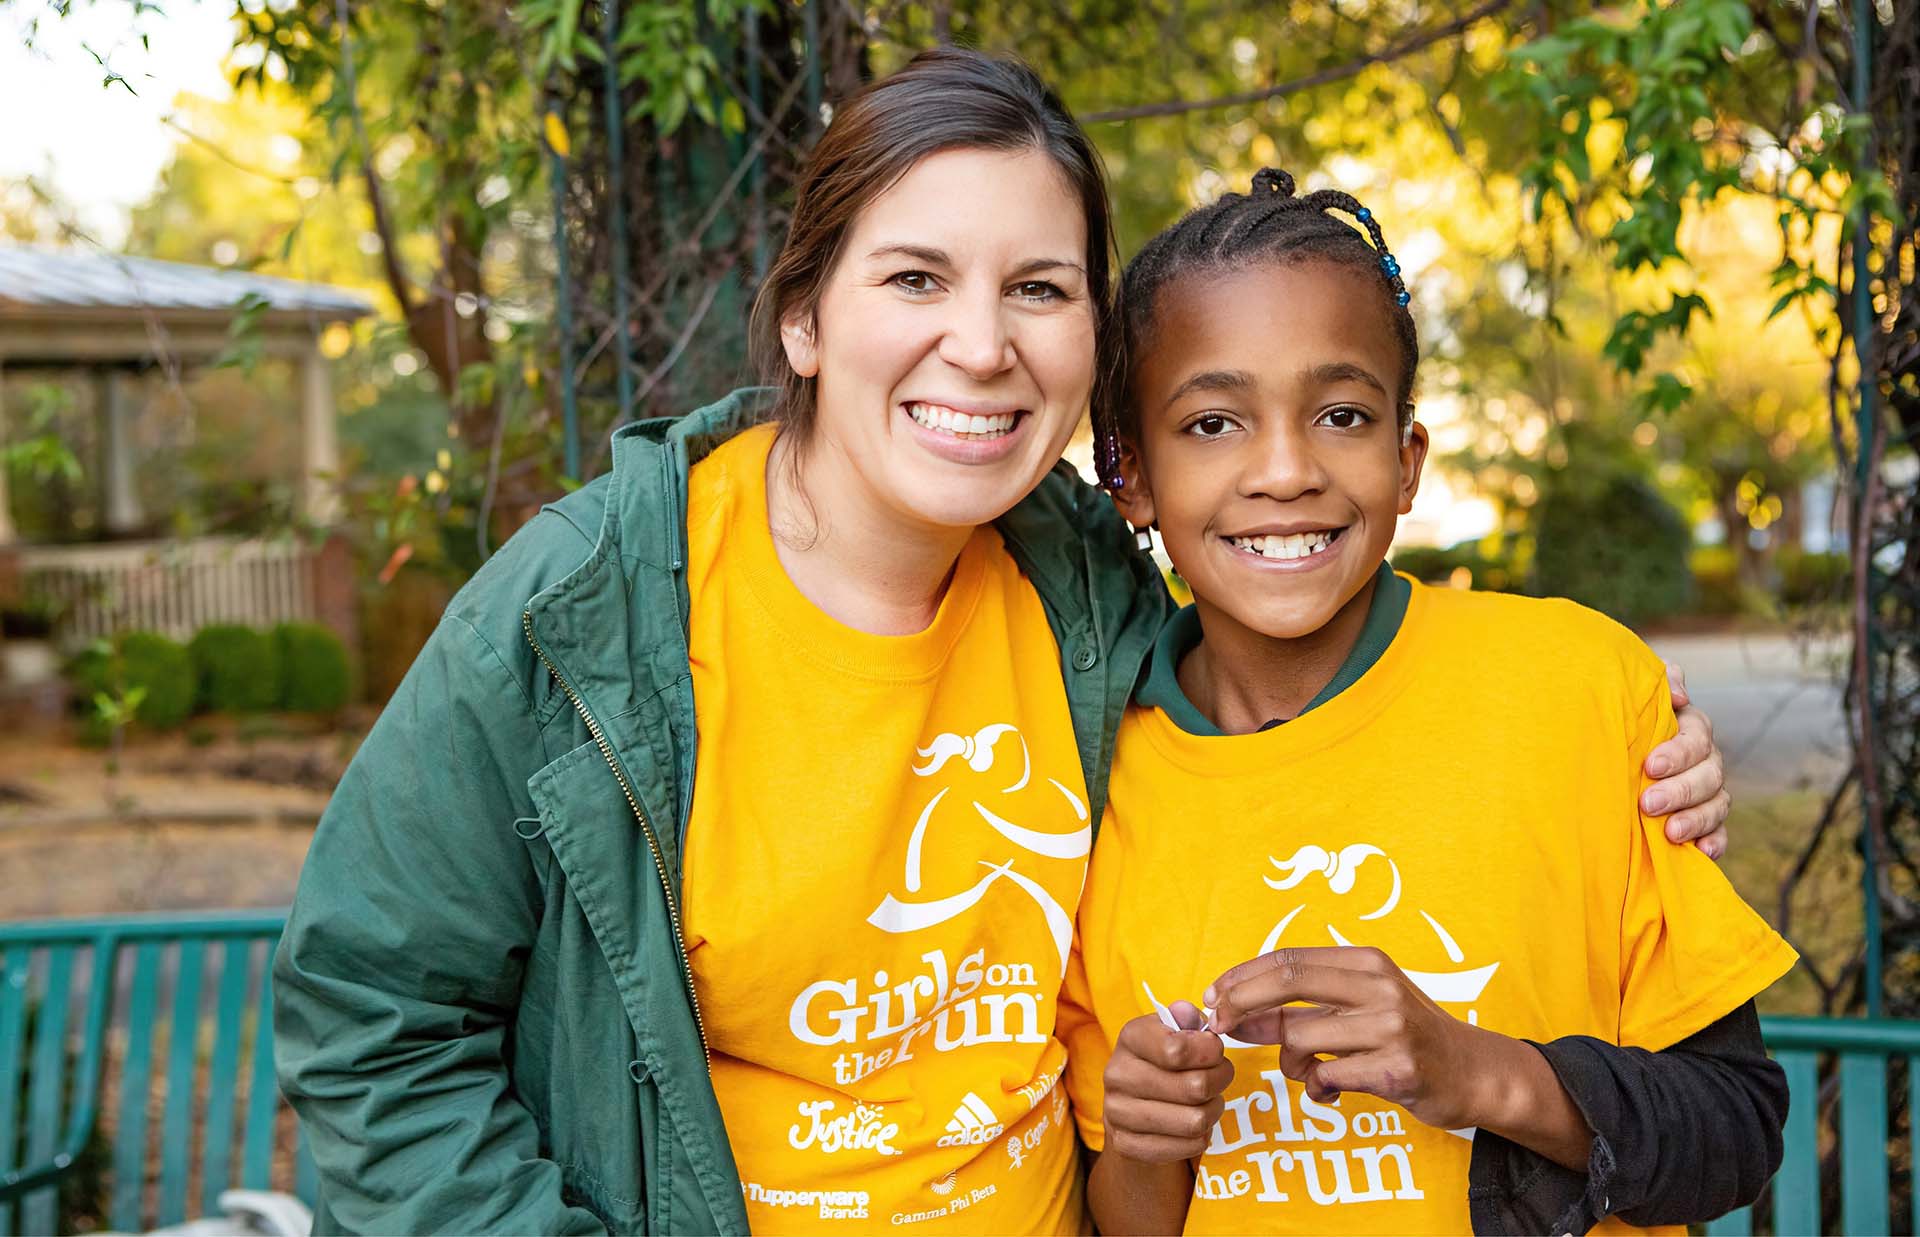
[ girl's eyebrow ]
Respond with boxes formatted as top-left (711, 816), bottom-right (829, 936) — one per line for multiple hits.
top-left (1163, 368), bottom-right (1255, 409)
top-left (1307, 362), bottom-right (1388, 395)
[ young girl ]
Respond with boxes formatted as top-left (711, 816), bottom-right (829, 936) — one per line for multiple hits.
top-left (1058, 169), bottom-right (1793, 1235)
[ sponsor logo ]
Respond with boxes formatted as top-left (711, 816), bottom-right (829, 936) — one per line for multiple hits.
top-left (742, 1181), bottom-right (871, 1220)
top-left (786, 1099), bottom-right (902, 1157)
top-left (936, 1091), bottom-right (1004, 1148)
top-left (890, 1183), bottom-right (998, 1226)
top-left (927, 1172), bottom-right (958, 1197)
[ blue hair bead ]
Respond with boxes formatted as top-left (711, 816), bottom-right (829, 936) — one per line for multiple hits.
top-left (1395, 291), bottom-right (1411, 307)
top-left (1357, 207), bottom-right (1373, 222)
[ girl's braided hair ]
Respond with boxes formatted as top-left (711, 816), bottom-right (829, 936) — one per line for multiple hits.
top-left (1094, 168), bottom-right (1420, 490)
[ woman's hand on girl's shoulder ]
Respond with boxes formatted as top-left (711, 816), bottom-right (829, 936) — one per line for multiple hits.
top-left (1647, 663), bottom-right (1731, 859)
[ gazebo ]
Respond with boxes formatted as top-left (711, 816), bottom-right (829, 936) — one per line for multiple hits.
top-left (0, 247), bottom-right (373, 648)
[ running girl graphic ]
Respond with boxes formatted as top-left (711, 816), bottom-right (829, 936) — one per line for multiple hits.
top-left (1256, 843), bottom-right (1500, 1019)
top-left (867, 723), bottom-right (1090, 973)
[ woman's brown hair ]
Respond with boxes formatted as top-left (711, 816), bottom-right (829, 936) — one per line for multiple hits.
top-left (748, 47), bottom-right (1119, 440)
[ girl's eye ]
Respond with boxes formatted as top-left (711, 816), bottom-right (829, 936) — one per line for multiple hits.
top-left (1011, 280), bottom-right (1064, 303)
top-left (1188, 414), bottom-right (1237, 438)
top-left (1318, 406), bottom-right (1375, 430)
top-left (890, 271), bottom-right (939, 294)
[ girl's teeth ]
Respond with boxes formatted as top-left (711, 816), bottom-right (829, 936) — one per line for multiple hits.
top-left (908, 403), bottom-right (1017, 438)
top-left (1229, 531), bottom-right (1338, 560)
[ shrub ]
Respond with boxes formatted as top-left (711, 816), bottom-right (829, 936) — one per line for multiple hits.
top-left (1531, 473), bottom-right (1693, 626)
top-left (274, 621), bottom-right (351, 713)
top-left (1390, 544), bottom-right (1519, 593)
top-left (65, 631), bottom-right (195, 738)
top-left (1778, 548), bottom-right (1850, 607)
top-left (187, 624), bottom-right (282, 714)
top-left (1689, 546), bottom-right (1743, 616)
top-left (1388, 544), bottom-right (1457, 583)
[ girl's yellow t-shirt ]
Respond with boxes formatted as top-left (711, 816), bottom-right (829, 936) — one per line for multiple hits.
top-left (1059, 580), bottom-right (1797, 1236)
top-left (681, 425), bottom-right (1088, 1234)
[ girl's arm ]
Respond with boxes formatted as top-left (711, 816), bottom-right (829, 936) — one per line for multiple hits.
top-left (1470, 1001), bottom-right (1786, 1232)
top-left (1088, 1153), bottom-right (1199, 1236)
top-left (1087, 1009), bottom-right (1234, 1235)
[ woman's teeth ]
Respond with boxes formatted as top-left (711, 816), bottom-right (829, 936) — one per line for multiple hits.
top-left (907, 402), bottom-right (1017, 439)
top-left (1228, 530), bottom-right (1342, 560)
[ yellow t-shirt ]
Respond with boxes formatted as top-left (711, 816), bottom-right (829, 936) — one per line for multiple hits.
top-left (681, 425), bottom-right (1088, 1234)
top-left (1059, 580), bottom-right (1796, 1236)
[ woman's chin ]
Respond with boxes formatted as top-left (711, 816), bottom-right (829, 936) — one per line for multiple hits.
top-left (881, 457), bottom-right (1056, 530)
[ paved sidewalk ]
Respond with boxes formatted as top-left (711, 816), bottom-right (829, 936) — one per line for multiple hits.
top-left (1646, 631), bottom-right (1850, 798)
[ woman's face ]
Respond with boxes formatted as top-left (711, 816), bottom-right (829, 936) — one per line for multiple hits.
top-left (781, 145), bottom-right (1096, 532)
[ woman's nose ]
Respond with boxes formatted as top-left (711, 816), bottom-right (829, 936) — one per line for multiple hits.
top-left (937, 287), bottom-right (1014, 378)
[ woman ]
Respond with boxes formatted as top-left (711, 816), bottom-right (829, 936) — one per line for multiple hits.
top-left (273, 49), bottom-right (1731, 1235)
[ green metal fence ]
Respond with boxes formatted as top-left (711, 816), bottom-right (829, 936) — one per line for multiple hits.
top-left (4, 914), bottom-right (1919, 1234)
top-left (0, 912), bottom-right (309, 1236)
top-left (1706, 1015), bottom-right (1920, 1236)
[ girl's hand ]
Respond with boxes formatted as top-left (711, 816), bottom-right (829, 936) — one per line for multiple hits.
top-left (1205, 947), bottom-right (1542, 1139)
top-left (1102, 1006), bottom-right (1236, 1163)
top-left (1650, 663), bottom-right (1731, 858)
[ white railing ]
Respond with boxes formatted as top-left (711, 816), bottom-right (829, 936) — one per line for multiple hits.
top-left (18, 537), bottom-right (318, 648)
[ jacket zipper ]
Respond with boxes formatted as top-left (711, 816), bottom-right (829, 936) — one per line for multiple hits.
top-left (523, 610), bottom-right (712, 1064)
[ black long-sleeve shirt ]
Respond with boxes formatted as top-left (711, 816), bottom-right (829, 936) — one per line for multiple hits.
top-left (1468, 1001), bottom-right (1787, 1234)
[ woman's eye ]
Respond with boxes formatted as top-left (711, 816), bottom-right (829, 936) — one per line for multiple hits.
top-left (1319, 406), bottom-right (1374, 430)
top-left (1012, 280), bottom-right (1063, 302)
top-left (1188, 414), bottom-right (1235, 438)
top-left (890, 271), bottom-right (938, 294)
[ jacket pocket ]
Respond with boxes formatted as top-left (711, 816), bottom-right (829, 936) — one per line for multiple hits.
top-left (560, 1159), bottom-right (647, 1234)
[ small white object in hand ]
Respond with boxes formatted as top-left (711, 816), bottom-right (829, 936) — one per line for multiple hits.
top-left (1142, 982), bottom-right (1261, 1049)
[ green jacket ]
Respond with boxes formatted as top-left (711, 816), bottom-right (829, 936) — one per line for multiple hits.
top-left (273, 390), bottom-right (1170, 1235)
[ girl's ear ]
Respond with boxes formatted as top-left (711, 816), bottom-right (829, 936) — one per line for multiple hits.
top-left (1110, 438), bottom-right (1159, 531)
top-left (780, 310), bottom-right (820, 379)
top-left (1397, 417), bottom-right (1430, 514)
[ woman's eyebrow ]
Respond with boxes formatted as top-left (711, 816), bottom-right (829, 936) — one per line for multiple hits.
top-left (867, 242), bottom-right (951, 266)
top-left (866, 245), bottom-right (1084, 280)
top-left (1009, 258), bottom-right (1086, 278)
top-left (1307, 361), bottom-right (1388, 395)
top-left (1163, 368), bottom-right (1256, 409)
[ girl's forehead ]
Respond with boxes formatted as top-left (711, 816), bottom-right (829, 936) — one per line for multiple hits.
top-left (1152, 261), bottom-right (1397, 355)
top-left (1142, 262), bottom-right (1400, 373)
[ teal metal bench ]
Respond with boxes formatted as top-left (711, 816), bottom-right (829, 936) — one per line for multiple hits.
top-left (3, 914), bottom-right (1917, 1234)
top-left (0, 912), bottom-right (313, 1236)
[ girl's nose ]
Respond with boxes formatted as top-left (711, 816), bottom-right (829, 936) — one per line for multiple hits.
top-left (1243, 421), bottom-right (1329, 500)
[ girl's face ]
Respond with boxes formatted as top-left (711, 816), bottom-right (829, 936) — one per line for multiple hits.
top-left (781, 146), bottom-right (1096, 532)
top-left (1116, 260), bottom-right (1428, 642)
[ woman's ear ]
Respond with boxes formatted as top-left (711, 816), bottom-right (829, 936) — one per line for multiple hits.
top-left (780, 310), bottom-right (820, 379)
top-left (1397, 418), bottom-right (1430, 514)
top-left (1109, 439), bottom-right (1159, 531)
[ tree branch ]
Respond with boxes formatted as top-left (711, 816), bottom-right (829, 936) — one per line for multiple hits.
top-left (332, 0), bottom-right (416, 313)
top-left (1079, 0), bottom-right (1518, 124)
